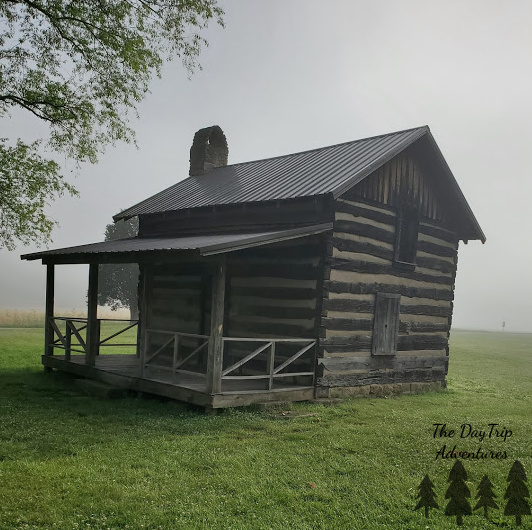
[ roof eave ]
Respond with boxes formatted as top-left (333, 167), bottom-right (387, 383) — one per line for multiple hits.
top-left (20, 224), bottom-right (333, 265)
top-left (423, 131), bottom-right (486, 243)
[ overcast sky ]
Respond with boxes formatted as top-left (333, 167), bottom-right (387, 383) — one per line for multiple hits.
top-left (1, 0), bottom-right (531, 332)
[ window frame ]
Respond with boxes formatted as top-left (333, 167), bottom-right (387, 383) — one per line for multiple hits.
top-left (393, 206), bottom-right (419, 271)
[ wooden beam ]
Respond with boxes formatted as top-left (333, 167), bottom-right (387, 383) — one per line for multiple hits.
top-left (206, 258), bottom-right (226, 394)
top-left (43, 264), bottom-right (55, 368)
top-left (85, 264), bottom-right (99, 366)
top-left (138, 265), bottom-right (151, 376)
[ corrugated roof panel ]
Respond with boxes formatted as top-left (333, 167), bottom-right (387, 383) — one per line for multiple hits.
top-left (21, 224), bottom-right (333, 263)
top-left (115, 126), bottom-right (428, 219)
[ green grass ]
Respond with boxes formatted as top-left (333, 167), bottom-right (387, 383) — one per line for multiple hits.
top-left (0, 328), bottom-right (531, 529)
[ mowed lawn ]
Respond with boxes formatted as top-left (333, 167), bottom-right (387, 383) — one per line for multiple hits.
top-left (0, 328), bottom-right (531, 529)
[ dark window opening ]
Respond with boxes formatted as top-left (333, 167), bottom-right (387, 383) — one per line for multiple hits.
top-left (394, 207), bottom-right (419, 270)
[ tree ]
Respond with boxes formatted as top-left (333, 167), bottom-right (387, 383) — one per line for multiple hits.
top-left (0, 0), bottom-right (223, 250)
top-left (504, 460), bottom-right (530, 526)
top-left (474, 474), bottom-right (498, 518)
top-left (444, 460), bottom-right (472, 526)
top-left (414, 474), bottom-right (439, 518)
top-left (98, 217), bottom-right (139, 321)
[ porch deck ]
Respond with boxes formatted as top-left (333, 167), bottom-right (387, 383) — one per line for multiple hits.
top-left (43, 354), bottom-right (315, 409)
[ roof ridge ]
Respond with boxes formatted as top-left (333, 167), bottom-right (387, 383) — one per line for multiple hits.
top-left (224, 125), bottom-right (429, 169)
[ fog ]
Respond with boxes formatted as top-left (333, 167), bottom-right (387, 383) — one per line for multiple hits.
top-left (1, 1), bottom-right (531, 332)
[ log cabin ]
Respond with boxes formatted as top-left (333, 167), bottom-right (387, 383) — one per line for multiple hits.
top-left (22, 125), bottom-right (485, 408)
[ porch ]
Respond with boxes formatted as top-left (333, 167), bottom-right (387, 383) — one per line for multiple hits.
top-left (45, 316), bottom-right (317, 408)
top-left (23, 226), bottom-right (329, 408)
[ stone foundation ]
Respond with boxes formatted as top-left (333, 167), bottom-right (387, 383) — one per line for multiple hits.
top-left (317, 380), bottom-right (444, 399)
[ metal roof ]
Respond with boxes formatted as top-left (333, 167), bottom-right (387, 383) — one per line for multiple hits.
top-left (21, 223), bottom-right (332, 263)
top-left (115, 126), bottom-right (429, 221)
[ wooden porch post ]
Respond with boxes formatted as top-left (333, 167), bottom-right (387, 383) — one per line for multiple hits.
top-left (138, 264), bottom-right (151, 377)
top-left (206, 258), bottom-right (226, 394)
top-left (85, 263), bottom-right (99, 366)
top-left (43, 263), bottom-right (55, 369)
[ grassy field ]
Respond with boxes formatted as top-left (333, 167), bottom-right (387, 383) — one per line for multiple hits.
top-left (0, 328), bottom-right (531, 529)
top-left (0, 309), bottom-right (131, 328)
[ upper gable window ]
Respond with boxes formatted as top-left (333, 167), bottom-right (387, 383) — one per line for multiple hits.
top-left (394, 207), bottom-right (419, 270)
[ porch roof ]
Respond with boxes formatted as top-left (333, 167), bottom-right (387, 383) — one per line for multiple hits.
top-left (21, 223), bottom-right (332, 264)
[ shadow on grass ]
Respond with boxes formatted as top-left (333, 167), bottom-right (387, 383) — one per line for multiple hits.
top-left (0, 367), bottom-right (269, 462)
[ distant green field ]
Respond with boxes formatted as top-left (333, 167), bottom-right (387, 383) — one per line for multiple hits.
top-left (0, 328), bottom-right (531, 529)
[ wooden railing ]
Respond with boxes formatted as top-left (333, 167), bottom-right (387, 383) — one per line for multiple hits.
top-left (49, 317), bottom-right (138, 359)
top-left (142, 329), bottom-right (210, 379)
top-left (48, 319), bottom-right (316, 391)
top-left (221, 338), bottom-right (316, 390)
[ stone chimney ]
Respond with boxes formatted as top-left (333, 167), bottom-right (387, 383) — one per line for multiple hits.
top-left (189, 125), bottom-right (228, 176)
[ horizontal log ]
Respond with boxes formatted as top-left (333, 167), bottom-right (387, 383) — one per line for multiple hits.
top-left (227, 321), bottom-right (315, 339)
top-left (229, 263), bottom-right (318, 280)
top-left (399, 321), bottom-right (449, 333)
top-left (320, 335), bottom-right (447, 354)
top-left (229, 304), bottom-right (316, 320)
top-left (231, 244), bottom-right (322, 259)
top-left (231, 296), bottom-right (315, 309)
top-left (419, 222), bottom-right (457, 244)
top-left (139, 197), bottom-right (332, 237)
top-left (152, 274), bottom-right (202, 284)
top-left (319, 354), bottom-right (447, 372)
top-left (321, 317), bottom-right (449, 336)
top-left (334, 219), bottom-right (395, 245)
top-left (320, 335), bottom-right (372, 348)
top-left (338, 298), bottom-right (446, 317)
top-left (397, 334), bottom-right (448, 351)
top-left (338, 190), bottom-right (457, 239)
top-left (321, 317), bottom-right (374, 331)
top-left (337, 193), bottom-right (395, 214)
top-left (229, 286), bottom-right (317, 300)
top-left (332, 230), bottom-right (457, 266)
top-left (324, 280), bottom-right (454, 301)
top-left (415, 255), bottom-right (455, 274)
top-left (151, 287), bottom-right (201, 298)
top-left (230, 276), bottom-right (317, 289)
top-left (316, 367), bottom-right (446, 387)
top-left (400, 304), bottom-right (452, 318)
top-left (152, 264), bottom-right (205, 275)
top-left (329, 259), bottom-right (453, 285)
top-left (335, 199), bottom-right (396, 226)
top-left (319, 328), bottom-right (448, 353)
top-left (147, 316), bottom-right (200, 334)
top-left (151, 300), bottom-right (201, 313)
top-left (416, 239), bottom-right (457, 259)
top-left (323, 299), bottom-right (374, 313)
top-left (332, 236), bottom-right (392, 261)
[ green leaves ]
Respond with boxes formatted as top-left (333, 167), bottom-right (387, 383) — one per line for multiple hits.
top-left (0, 0), bottom-right (224, 249)
top-left (0, 139), bottom-right (78, 250)
top-left (98, 218), bottom-right (139, 316)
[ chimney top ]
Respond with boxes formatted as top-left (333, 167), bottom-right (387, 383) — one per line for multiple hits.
top-left (189, 125), bottom-right (228, 176)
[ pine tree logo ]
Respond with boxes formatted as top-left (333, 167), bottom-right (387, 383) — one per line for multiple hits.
top-left (504, 460), bottom-right (531, 526)
top-left (474, 474), bottom-right (498, 518)
top-left (444, 460), bottom-right (472, 526)
top-left (414, 474), bottom-right (439, 518)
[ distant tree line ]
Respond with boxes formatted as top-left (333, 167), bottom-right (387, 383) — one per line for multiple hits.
top-left (98, 218), bottom-right (139, 321)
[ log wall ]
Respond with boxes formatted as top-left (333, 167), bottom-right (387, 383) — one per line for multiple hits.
top-left (139, 263), bottom-right (209, 369)
top-left (225, 237), bottom-right (323, 339)
top-left (145, 263), bottom-right (205, 334)
top-left (318, 158), bottom-right (459, 389)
